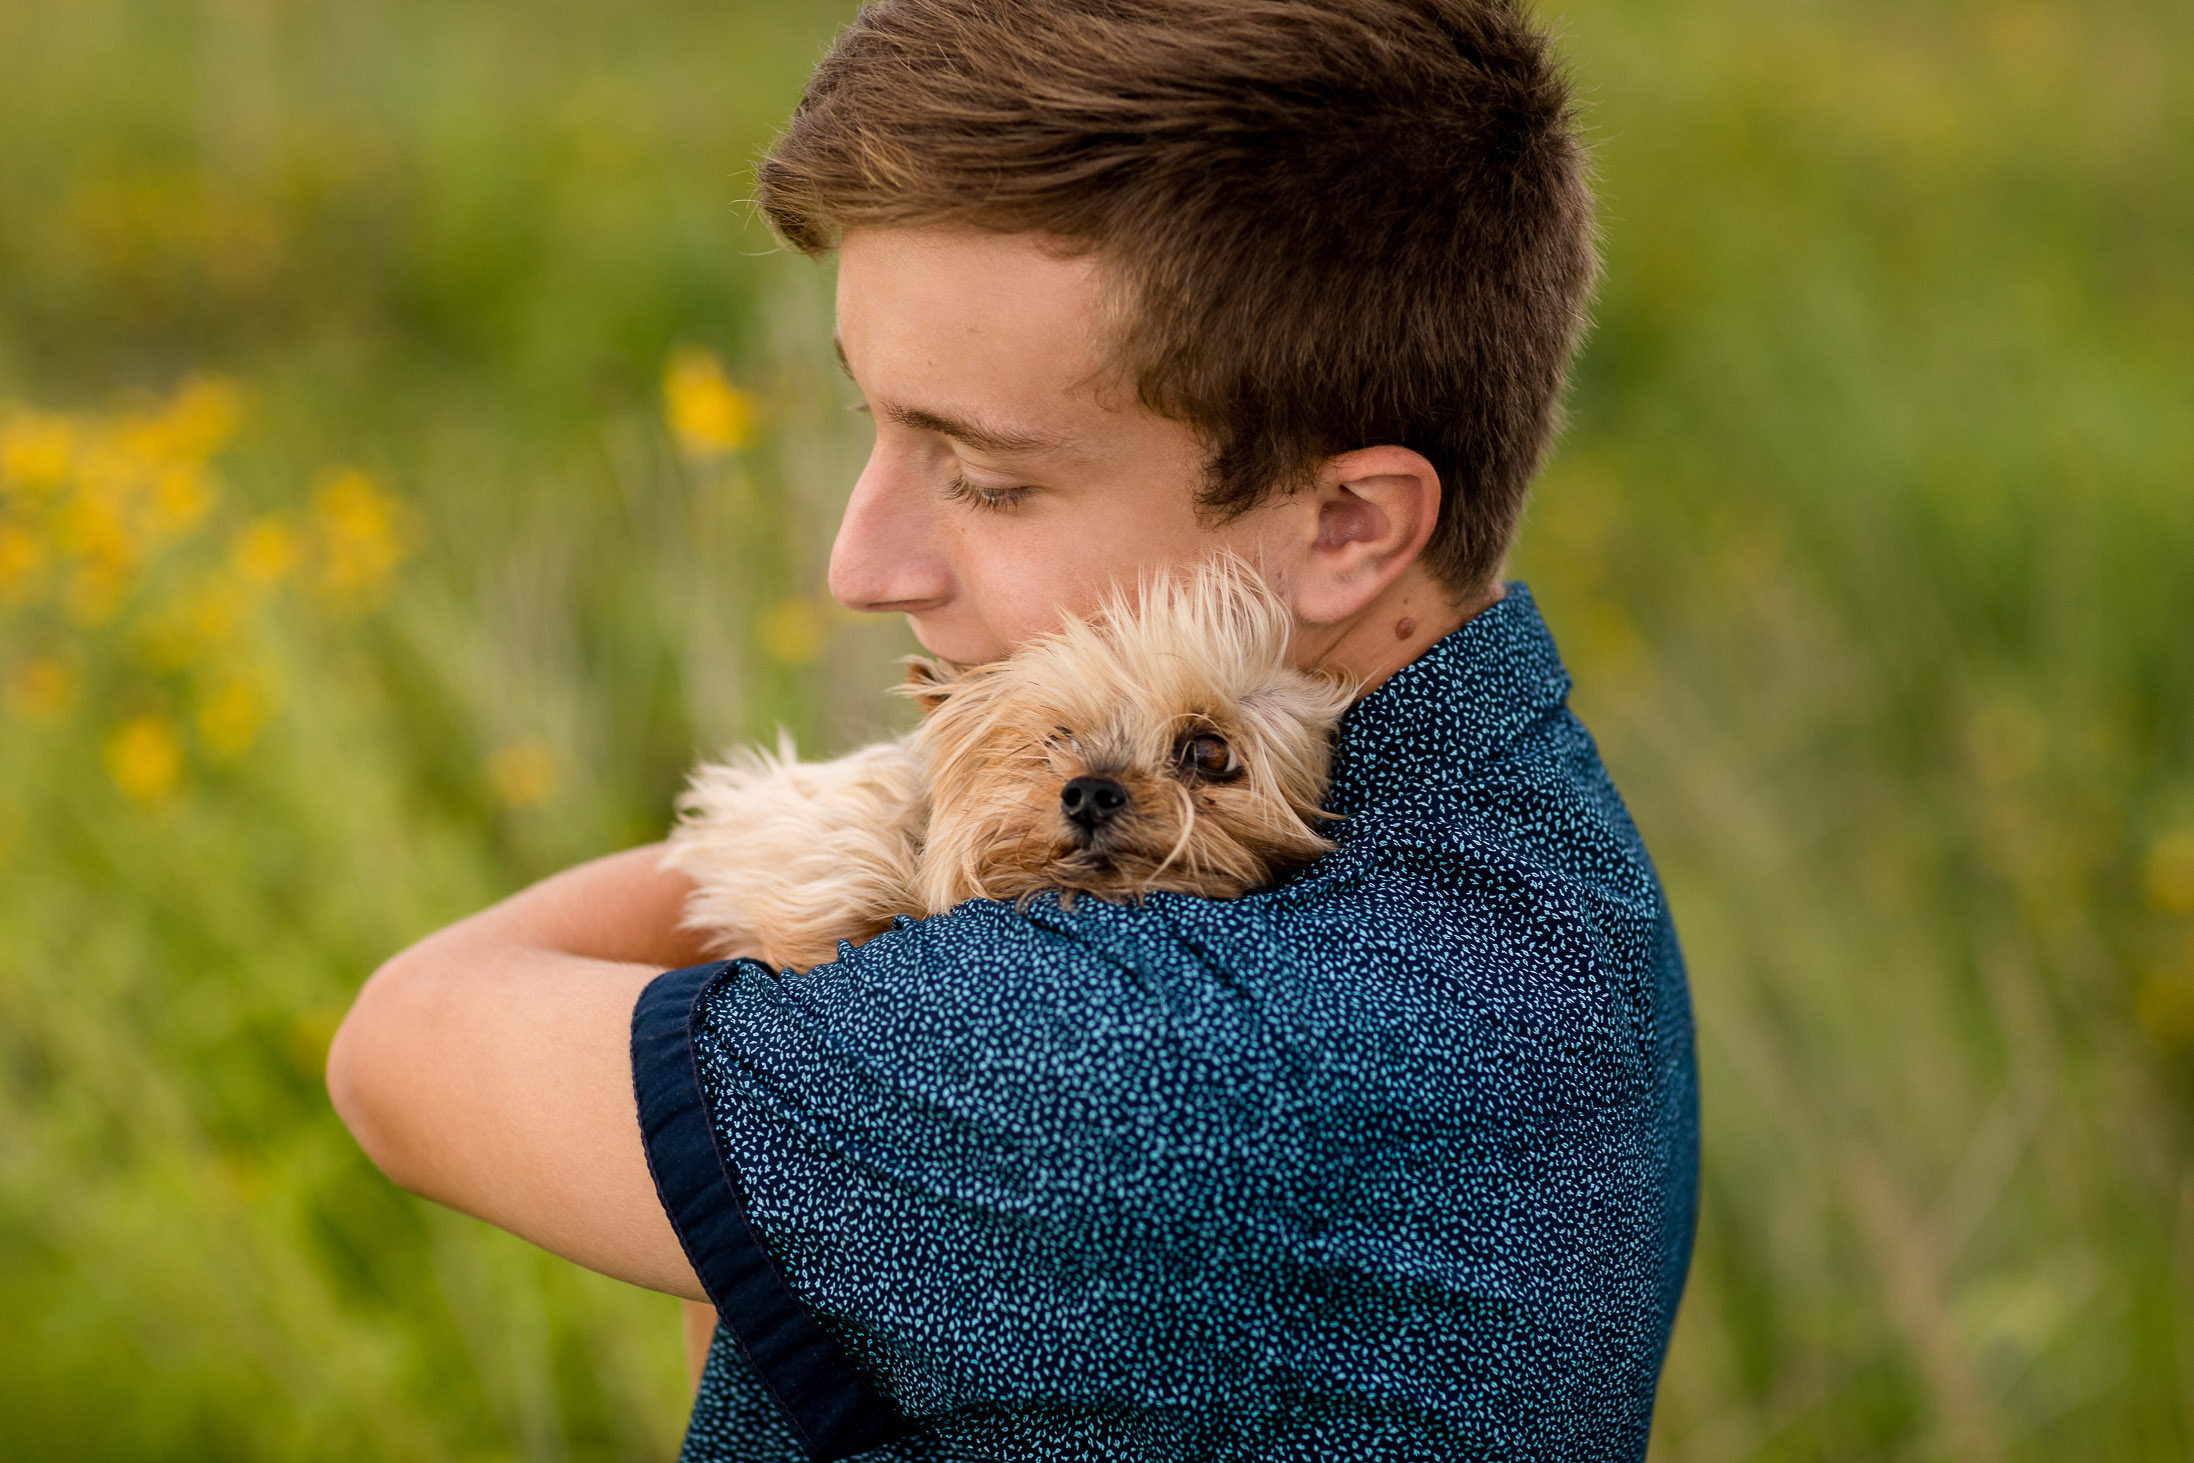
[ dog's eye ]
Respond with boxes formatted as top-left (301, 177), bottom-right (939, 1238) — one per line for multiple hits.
top-left (1051, 726), bottom-right (1082, 755)
top-left (1175, 732), bottom-right (1240, 780)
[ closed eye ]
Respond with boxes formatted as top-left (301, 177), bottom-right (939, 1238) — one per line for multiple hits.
top-left (944, 473), bottom-right (1036, 513)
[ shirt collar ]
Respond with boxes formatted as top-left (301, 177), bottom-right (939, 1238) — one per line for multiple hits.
top-left (1324, 582), bottom-right (1572, 818)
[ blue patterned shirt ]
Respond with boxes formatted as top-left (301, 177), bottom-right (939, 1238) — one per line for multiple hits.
top-left (631, 584), bottom-right (1698, 1461)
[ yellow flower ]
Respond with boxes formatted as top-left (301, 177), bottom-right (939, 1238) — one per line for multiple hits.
top-left (197, 671), bottom-right (278, 760)
top-left (310, 468), bottom-right (410, 608)
top-left (487, 739), bottom-right (558, 808)
top-left (757, 597), bottom-right (827, 665)
top-left (230, 516), bottom-right (300, 585)
top-left (106, 713), bottom-right (184, 804)
top-left (2145, 832), bottom-right (2194, 916)
top-left (67, 560), bottom-right (133, 626)
top-left (121, 375), bottom-right (244, 465)
top-left (5, 656), bottom-right (77, 723)
top-left (71, 440), bottom-right (145, 518)
top-left (52, 483), bottom-right (135, 567)
top-left (663, 347), bottom-right (756, 459)
top-left (0, 523), bottom-right (46, 603)
top-left (139, 579), bottom-right (252, 670)
top-left (147, 461), bottom-right (218, 540)
top-left (0, 410), bottom-right (78, 494)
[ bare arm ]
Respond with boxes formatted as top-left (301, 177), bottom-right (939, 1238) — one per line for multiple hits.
top-left (325, 844), bottom-right (716, 1301)
top-left (683, 1299), bottom-right (718, 1392)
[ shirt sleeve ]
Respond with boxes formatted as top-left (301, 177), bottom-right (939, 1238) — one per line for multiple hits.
top-left (630, 896), bottom-right (1268, 1460)
top-left (631, 956), bottom-right (905, 1461)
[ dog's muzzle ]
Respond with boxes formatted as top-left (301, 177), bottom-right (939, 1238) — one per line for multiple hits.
top-left (1060, 775), bottom-right (1130, 834)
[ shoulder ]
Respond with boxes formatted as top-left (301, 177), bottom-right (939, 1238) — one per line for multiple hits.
top-left (685, 900), bottom-right (1234, 1150)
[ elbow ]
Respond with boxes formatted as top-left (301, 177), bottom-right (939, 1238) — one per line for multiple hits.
top-left (325, 965), bottom-right (431, 1195)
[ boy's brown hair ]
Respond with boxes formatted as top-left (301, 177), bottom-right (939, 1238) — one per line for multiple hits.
top-left (759, 0), bottom-right (1595, 594)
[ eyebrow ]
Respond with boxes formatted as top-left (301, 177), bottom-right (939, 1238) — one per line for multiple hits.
top-left (833, 334), bottom-right (1073, 458)
top-left (881, 402), bottom-right (1071, 457)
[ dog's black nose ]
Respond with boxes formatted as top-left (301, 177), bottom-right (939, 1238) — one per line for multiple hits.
top-left (1061, 776), bottom-right (1130, 829)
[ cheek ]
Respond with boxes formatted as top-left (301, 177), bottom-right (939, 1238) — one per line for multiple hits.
top-left (960, 559), bottom-right (1064, 652)
top-left (911, 472), bottom-right (1214, 658)
top-left (923, 536), bottom-right (1104, 661)
top-left (902, 532), bottom-right (1030, 663)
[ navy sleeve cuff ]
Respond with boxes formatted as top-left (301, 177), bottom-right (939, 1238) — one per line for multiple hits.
top-left (631, 961), bottom-right (909, 1462)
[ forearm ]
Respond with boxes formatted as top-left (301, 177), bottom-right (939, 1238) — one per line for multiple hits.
top-left (682, 1299), bottom-right (718, 1393)
top-left (435, 841), bottom-right (716, 971)
top-left (326, 843), bottom-right (713, 1300)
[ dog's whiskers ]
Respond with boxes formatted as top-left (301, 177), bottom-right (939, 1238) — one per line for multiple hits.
top-left (1141, 781), bottom-right (1201, 894)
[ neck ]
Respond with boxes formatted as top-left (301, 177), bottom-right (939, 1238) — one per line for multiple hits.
top-left (1298, 567), bottom-right (1504, 696)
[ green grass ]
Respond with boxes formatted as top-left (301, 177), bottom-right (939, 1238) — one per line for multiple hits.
top-left (1, 0), bottom-right (2189, 1458)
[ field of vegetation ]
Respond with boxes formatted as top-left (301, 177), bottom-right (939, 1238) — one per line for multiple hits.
top-left (1, 0), bottom-right (2188, 1458)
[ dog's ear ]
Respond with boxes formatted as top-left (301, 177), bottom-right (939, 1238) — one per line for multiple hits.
top-left (895, 656), bottom-right (963, 714)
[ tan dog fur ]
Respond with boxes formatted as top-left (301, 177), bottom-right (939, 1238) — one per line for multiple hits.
top-left (662, 563), bottom-right (1353, 971)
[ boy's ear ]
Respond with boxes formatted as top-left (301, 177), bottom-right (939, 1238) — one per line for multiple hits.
top-left (896, 656), bottom-right (962, 714)
top-left (1272, 445), bottom-right (1443, 627)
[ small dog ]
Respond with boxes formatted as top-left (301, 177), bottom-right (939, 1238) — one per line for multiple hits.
top-left (662, 563), bottom-right (1355, 972)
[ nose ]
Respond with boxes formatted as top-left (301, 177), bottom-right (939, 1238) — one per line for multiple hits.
top-left (828, 447), bottom-right (954, 615)
top-left (1061, 776), bottom-right (1130, 830)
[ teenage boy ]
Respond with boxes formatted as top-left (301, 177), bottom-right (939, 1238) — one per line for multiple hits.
top-left (328, 1), bottom-right (1699, 1459)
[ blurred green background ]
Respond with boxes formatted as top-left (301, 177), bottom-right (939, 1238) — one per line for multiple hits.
top-left (0, 0), bottom-right (2187, 1458)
